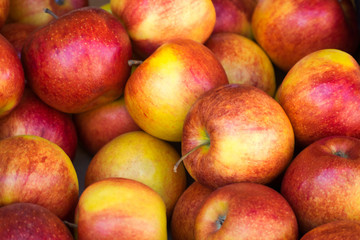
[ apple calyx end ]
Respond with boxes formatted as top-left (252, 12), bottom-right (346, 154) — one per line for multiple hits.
top-left (43, 8), bottom-right (59, 19)
top-left (216, 214), bottom-right (226, 231)
top-left (333, 150), bottom-right (348, 158)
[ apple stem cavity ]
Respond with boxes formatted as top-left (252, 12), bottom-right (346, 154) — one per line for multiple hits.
top-left (173, 140), bottom-right (210, 173)
top-left (333, 150), bottom-right (348, 158)
top-left (216, 215), bottom-right (226, 230)
top-left (43, 8), bottom-right (59, 19)
top-left (128, 60), bottom-right (143, 67)
top-left (63, 220), bottom-right (78, 229)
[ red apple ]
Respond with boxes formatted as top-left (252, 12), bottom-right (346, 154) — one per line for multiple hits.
top-left (0, 135), bottom-right (79, 219)
top-left (195, 182), bottom-right (298, 239)
top-left (22, 7), bottom-right (132, 114)
top-left (0, 0), bottom-right (9, 28)
top-left (125, 38), bottom-right (228, 142)
top-left (252, 0), bottom-right (359, 71)
top-left (75, 178), bottom-right (167, 240)
top-left (179, 84), bottom-right (294, 189)
top-left (281, 135), bottom-right (360, 234)
top-left (0, 202), bottom-right (73, 240)
top-left (0, 34), bottom-right (25, 118)
top-left (275, 49), bottom-right (360, 148)
top-left (74, 96), bottom-right (141, 155)
top-left (111, 0), bottom-right (216, 58)
top-left (8, 0), bottom-right (88, 27)
top-left (205, 32), bottom-right (276, 96)
top-left (171, 182), bottom-right (213, 240)
top-left (212, 0), bottom-right (257, 38)
top-left (0, 88), bottom-right (78, 160)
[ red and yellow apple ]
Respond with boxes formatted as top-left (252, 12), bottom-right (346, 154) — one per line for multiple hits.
top-left (205, 32), bottom-right (276, 96)
top-left (275, 49), bottom-right (360, 148)
top-left (281, 136), bottom-right (360, 233)
top-left (0, 0), bottom-right (9, 28)
top-left (85, 131), bottom-right (187, 217)
top-left (75, 178), bottom-right (167, 240)
top-left (0, 135), bottom-right (79, 219)
top-left (252, 0), bottom-right (359, 71)
top-left (125, 38), bottom-right (228, 142)
top-left (180, 84), bottom-right (294, 189)
top-left (110, 0), bottom-right (216, 58)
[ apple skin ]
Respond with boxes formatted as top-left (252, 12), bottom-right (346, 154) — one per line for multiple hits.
top-left (195, 182), bottom-right (298, 239)
top-left (0, 202), bottom-right (73, 240)
top-left (0, 34), bottom-right (25, 118)
top-left (110, 0), bottom-right (216, 58)
top-left (212, 0), bottom-right (257, 39)
top-left (0, 0), bottom-right (9, 28)
top-left (181, 84), bottom-right (294, 189)
top-left (8, 0), bottom-right (88, 27)
top-left (75, 178), bottom-right (167, 240)
top-left (125, 39), bottom-right (228, 142)
top-left (0, 88), bottom-right (78, 160)
top-left (85, 131), bottom-right (187, 217)
top-left (275, 49), bottom-right (360, 148)
top-left (0, 135), bottom-right (79, 219)
top-left (171, 182), bottom-right (213, 240)
top-left (252, 0), bottom-right (359, 71)
top-left (74, 96), bottom-right (141, 155)
top-left (205, 32), bottom-right (276, 96)
top-left (300, 220), bottom-right (360, 240)
top-left (22, 7), bottom-right (132, 114)
top-left (281, 136), bottom-right (360, 234)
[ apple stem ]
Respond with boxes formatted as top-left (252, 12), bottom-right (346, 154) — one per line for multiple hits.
top-left (173, 140), bottom-right (210, 173)
top-left (128, 60), bottom-right (143, 67)
top-left (63, 220), bottom-right (77, 229)
top-left (43, 8), bottom-right (59, 19)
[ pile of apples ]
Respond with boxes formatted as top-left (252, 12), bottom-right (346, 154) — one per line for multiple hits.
top-left (0, 0), bottom-right (360, 239)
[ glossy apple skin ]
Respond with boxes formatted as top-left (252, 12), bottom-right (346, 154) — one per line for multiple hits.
top-left (300, 220), bottom-right (360, 240)
top-left (281, 136), bottom-right (360, 234)
top-left (276, 49), bottom-right (360, 148)
top-left (0, 135), bottom-right (79, 219)
top-left (0, 0), bottom-right (9, 28)
top-left (212, 0), bottom-right (257, 38)
top-left (85, 131), bottom-right (187, 217)
top-left (110, 0), bottom-right (216, 58)
top-left (8, 0), bottom-right (88, 27)
top-left (22, 7), bottom-right (132, 114)
top-left (205, 32), bottom-right (276, 96)
top-left (75, 178), bottom-right (167, 240)
top-left (0, 88), bottom-right (78, 160)
top-left (182, 84), bottom-right (294, 189)
top-left (195, 182), bottom-right (298, 239)
top-left (0, 34), bottom-right (25, 118)
top-left (0, 203), bottom-right (73, 240)
top-left (171, 182), bottom-right (213, 240)
top-left (74, 96), bottom-right (141, 155)
top-left (125, 39), bottom-right (228, 142)
top-left (252, 0), bottom-right (359, 71)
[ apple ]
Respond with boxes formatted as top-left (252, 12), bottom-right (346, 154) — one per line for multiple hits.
top-left (0, 0), bottom-right (9, 28)
top-left (0, 88), bottom-right (78, 160)
top-left (75, 178), bottom-right (167, 240)
top-left (7, 0), bottom-right (88, 27)
top-left (0, 202), bottom-right (73, 239)
top-left (110, 0), bottom-right (216, 58)
top-left (21, 7), bottom-right (132, 114)
top-left (300, 220), bottom-right (360, 240)
top-left (0, 135), bottom-right (79, 219)
top-left (0, 34), bottom-right (25, 118)
top-left (211, 0), bottom-right (257, 39)
top-left (275, 49), bottom-right (360, 148)
top-left (178, 84), bottom-right (294, 189)
top-left (281, 135), bottom-right (360, 234)
top-left (171, 182), bottom-right (213, 240)
top-left (251, 0), bottom-right (359, 71)
top-left (205, 32), bottom-right (276, 96)
top-left (125, 38), bottom-right (228, 142)
top-left (194, 182), bottom-right (298, 239)
top-left (74, 96), bottom-right (141, 155)
top-left (85, 131), bottom-right (187, 217)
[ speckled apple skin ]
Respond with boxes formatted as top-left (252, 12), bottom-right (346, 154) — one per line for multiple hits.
top-left (22, 7), bottom-right (132, 114)
top-left (276, 49), bottom-right (360, 148)
top-left (281, 136), bottom-right (360, 234)
top-left (182, 84), bottom-right (294, 189)
top-left (0, 135), bottom-right (79, 219)
top-left (0, 202), bottom-right (73, 240)
top-left (0, 0), bottom-right (9, 28)
top-left (195, 182), bottom-right (298, 239)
